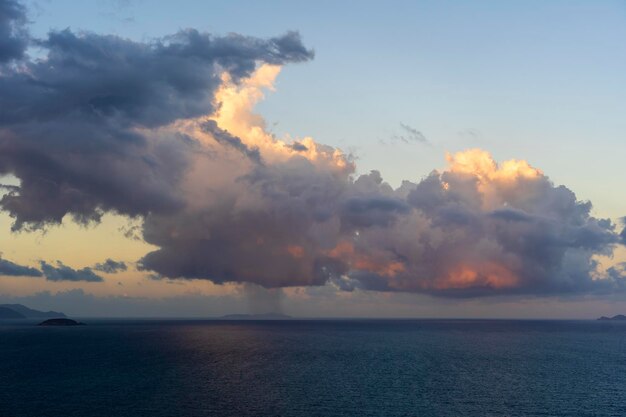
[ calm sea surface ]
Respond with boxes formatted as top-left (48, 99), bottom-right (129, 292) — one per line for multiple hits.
top-left (1, 319), bottom-right (625, 417)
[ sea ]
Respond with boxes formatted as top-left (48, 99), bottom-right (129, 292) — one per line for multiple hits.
top-left (1, 319), bottom-right (625, 417)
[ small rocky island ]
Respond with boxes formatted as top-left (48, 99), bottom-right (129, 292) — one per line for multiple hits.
top-left (597, 314), bottom-right (626, 321)
top-left (38, 318), bottom-right (84, 326)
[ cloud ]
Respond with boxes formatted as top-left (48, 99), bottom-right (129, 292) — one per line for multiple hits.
top-left (140, 144), bottom-right (624, 298)
top-left (289, 142), bottom-right (308, 152)
top-left (399, 123), bottom-right (428, 143)
top-left (607, 263), bottom-right (626, 281)
top-left (202, 120), bottom-right (262, 164)
top-left (0, 1), bottom-right (624, 299)
top-left (382, 123), bottom-right (429, 145)
top-left (0, 6), bottom-right (313, 229)
top-left (40, 261), bottom-right (104, 282)
top-left (0, 0), bottom-right (28, 63)
top-left (93, 259), bottom-right (127, 273)
top-left (0, 256), bottom-right (42, 277)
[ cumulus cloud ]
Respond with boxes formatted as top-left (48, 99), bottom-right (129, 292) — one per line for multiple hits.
top-left (0, 256), bottom-right (42, 277)
top-left (93, 259), bottom-right (127, 273)
top-left (140, 136), bottom-right (624, 297)
top-left (0, 9), bottom-right (313, 229)
top-left (40, 261), bottom-right (104, 282)
top-left (0, 0), bottom-right (624, 298)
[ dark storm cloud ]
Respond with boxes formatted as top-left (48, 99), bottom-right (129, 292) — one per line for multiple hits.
top-left (93, 259), bottom-right (127, 273)
top-left (0, 0), bottom-right (27, 63)
top-left (0, 123), bottom-right (192, 229)
top-left (0, 256), bottom-right (42, 277)
top-left (0, 4), bottom-right (313, 228)
top-left (0, 28), bottom-right (312, 127)
top-left (40, 261), bottom-right (104, 282)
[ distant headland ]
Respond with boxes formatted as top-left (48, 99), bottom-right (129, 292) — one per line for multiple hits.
top-left (597, 315), bottom-right (626, 321)
top-left (0, 306), bottom-right (25, 319)
top-left (0, 304), bottom-right (66, 320)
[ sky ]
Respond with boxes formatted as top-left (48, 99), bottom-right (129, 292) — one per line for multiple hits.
top-left (0, 0), bottom-right (624, 318)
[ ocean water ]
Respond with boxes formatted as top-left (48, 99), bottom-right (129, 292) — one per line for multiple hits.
top-left (1, 319), bottom-right (625, 417)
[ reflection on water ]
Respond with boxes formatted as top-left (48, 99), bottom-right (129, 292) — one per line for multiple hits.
top-left (1, 319), bottom-right (625, 416)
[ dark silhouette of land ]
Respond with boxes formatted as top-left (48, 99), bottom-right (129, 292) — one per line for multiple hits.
top-left (38, 318), bottom-right (84, 326)
top-left (598, 314), bottom-right (626, 321)
top-left (0, 306), bottom-right (26, 319)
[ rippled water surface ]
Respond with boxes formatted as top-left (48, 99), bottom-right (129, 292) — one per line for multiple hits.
top-left (1, 319), bottom-right (625, 416)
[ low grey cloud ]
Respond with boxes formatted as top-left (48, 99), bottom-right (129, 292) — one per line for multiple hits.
top-left (93, 259), bottom-right (128, 274)
top-left (40, 262), bottom-right (104, 282)
top-left (0, 256), bottom-right (42, 277)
